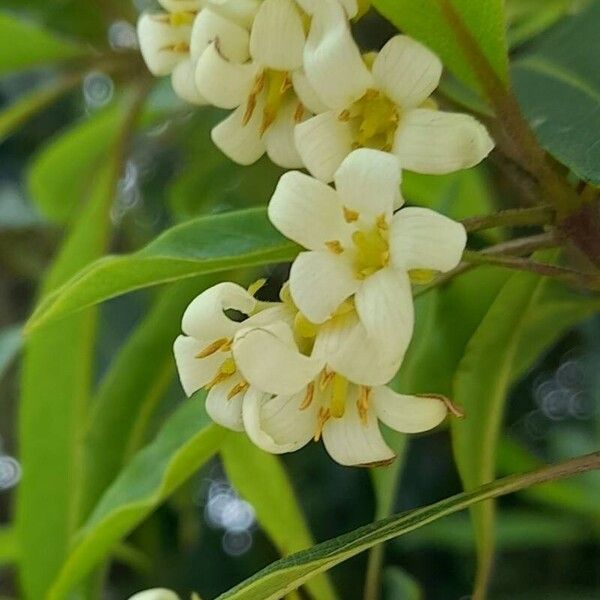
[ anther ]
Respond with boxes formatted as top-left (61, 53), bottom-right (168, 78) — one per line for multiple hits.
top-left (196, 337), bottom-right (230, 359)
top-left (325, 240), bottom-right (344, 254)
top-left (319, 368), bottom-right (334, 391)
top-left (343, 206), bottom-right (359, 223)
top-left (299, 382), bottom-right (315, 410)
top-left (338, 109), bottom-right (351, 122)
top-left (357, 386), bottom-right (371, 425)
top-left (376, 214), bottom-right (388, 231)
top-left (314, 407), bottom-right (330, 442)
top-left (293, 102), bottom-right (305, 123)
top-left (227, 380), bottom-right (249, 400)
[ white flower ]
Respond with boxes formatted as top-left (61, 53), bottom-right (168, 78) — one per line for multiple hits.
top-left (268, 148), bottom-right (467, 345)
top-left (232, 322), bottom-right (448, 466)
top-left (128, 589), bottom-right (180, 600)
top-left (297, 29), bottom-right (495, 181)
top-left (194, 0), bottom-right (348, 168)
top-left (173, 282), bottom-right (289, 431)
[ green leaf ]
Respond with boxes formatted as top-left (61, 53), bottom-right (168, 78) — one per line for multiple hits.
top-left (512, 2), bottom-right (600, 184)
top-left (221, 435), bottom-right (338, 600)
top-left (80, 276), bottom-right (222, 519)
top-left (0, 527), bottom-right (18, 567)
top-left (27, 103), bottom-right (124, 222)
top-left (211, 452), bottom-right (599, 600)
top-left (0, 12), bottom-right (86, 74)
top-left (0, 324), bottom-right (21, 382)
top-left (371, 0), bottom-right (508, 92)
top-left (16, 160), bottom-right (118, 599)
top-left (383, 568), bottom-right (422, 600)
top-left (47, 397), bottom-right (226, 600)
top-left (26, 208), bottom-right (297, 333)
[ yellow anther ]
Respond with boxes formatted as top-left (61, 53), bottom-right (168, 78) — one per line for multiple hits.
top-left (343, 206), bottom-right (360, 223)
top-left (314, 407), bottom-right (331, 442)
top-left (320, 368), bottom-right (334, 391)
top-left (227, 380), bottom-right (249, 400)
top-left (161, 41), bottom-right (189, 53)
top-left (294, 102), bottom-right (305, 123)
top-left (409, 269), bottom-right (437, 285)
top-left (169, 11), bottom-right (196, 26)
top-left (376, 214), bottom-right (388, 231)
top-left (330, 374), bottom-right (348, 418)
top-left (357, 386), bottom-right (371, 425)
top-left (325, 240), bottom-right (344, 254)
top-left (243, 72), bottom-right (265, 125)
top-left (294, 312), bottom-right (318, 339)
top-left (196, 337), bottom-right (230, 359)
top-left (338, 109), bottom-right (351, 122)
top-left (247, 278), bottom-right (267, 297)
top-left (299, 382), bottom-right (315, 410)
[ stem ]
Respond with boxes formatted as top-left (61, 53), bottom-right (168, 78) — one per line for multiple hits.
top-left (463, 206), bottom-right (554, 233)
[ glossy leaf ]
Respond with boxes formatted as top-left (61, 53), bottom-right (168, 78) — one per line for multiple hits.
top-left (26, 208), bottom-right (298, 333)
top-left (212, 453), bottom-right (599, 600)
top-left (27, 103), bottom-right (124, 222)
top-left (513, 2), bottom-right (600, 184)
top-left (221, 435), bottom-right (338, 600)
top-left (0, 12), bottom-right (85, 74)
top-left (47, 397), bottom-right (226, 600)
top-left (372, 0), bottom-right (508, 92)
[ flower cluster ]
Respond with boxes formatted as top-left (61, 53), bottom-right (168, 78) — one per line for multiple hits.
top-left (136, 0), bottom-right (494, 465)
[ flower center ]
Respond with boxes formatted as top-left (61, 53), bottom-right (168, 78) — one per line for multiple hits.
top-left (351, 215), bottom-right (390, 279)
top-left (196, 338), bottom-right (249, 399)
top-left (339, 88), bottom-right (399, 151)
top-left (243, 69), bottom-right (303, 135)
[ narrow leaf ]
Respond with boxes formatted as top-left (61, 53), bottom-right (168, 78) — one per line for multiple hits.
top-left (47, 397), bottom-right (226, 600)
top-left (26, 208), bottom-right (297, 333)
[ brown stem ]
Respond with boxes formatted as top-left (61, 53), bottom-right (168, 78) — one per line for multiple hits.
top-left (463, 206), bottom-right (554, 233)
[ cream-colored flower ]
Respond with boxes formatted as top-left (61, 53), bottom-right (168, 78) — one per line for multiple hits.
top-left (268, 148), bottom-right (467, 344)
top-left (232, 322), bottom-right (448, 466)
top-left (194, 0), bottom-right (348, 167)
top-left (298, 27), bottom-right (494, 181)
top-left (128, 589), bottom-right (180, 600)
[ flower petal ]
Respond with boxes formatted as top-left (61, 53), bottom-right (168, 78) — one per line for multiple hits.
top-left (234, 322), bottom-right (325, 395)
top-left (264, 101), bottom-right (305, 168)
top-left (190, 7), bottom-right (250, 62)
top-left (289, 250), bottom-right (360, 324)
top-left (211, 101), bottom-right (266, 165)
top-left (313, 311), bottom-right (402, 386)
top-left (322, 389), bottom-right (395, 466)
top-left (373, 387), bottom-right (447, 433)
top-left (303, 2), bottom-right (373, 110)
top-left (354, 268), bottom-right (414, 363)
top-left (128, 588), bottom-right (181, 600)
top-left (295, 111), bottom-right (354, 182)
top-left (393, 108), bottom-right (494, 174)
top-left (390, 207), bottom-right (467, 272)
top-left (195, 42), bottom-right (258, 108)
top-left (292, 71), bottom-right (329, 114)
top-left (250, 0), bottom-right (305, 70)
top-left (173, 335), bottom-right (224, 396)
top-left (205, 374), bottom-right (245, 431)
top-left (159, 0), bottom-right (203, 11)
top-left (171, 58), bottom-right (207, 104)
top-left (242, 387), bottom-right (316, 454)
top-left (137, 14), bottom-right (190, 76)
top-left (372, 35), bottom-right (442, 109)
top-left (207, 0), bottom-right (261, 29)
top-left (333, 148), bottom-right (401, 221)
top-left (268, 170), bottom-right (349, 250)
top-left (181, 282), bottom-right (255, 339)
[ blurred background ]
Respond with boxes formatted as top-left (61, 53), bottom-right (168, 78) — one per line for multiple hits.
top-left (0, 1), bottom-right (599, 598)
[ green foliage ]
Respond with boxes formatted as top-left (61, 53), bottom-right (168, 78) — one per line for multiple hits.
top-left (47, 397), bottom-right (226, 600)
top-left (513, 2), bottom-right (600, 184)
top-left (26, 208), bottom-right (298, 332)
top-left (371, 0), bottom-right (508, 93)
top-left (383, 568), bottom-right (422, 600)
top-left (0, 527), bottom-right (18, 568)
top-left (0, 12), bottom-right (86, 75)
top-left (221, 436), bottom-right (338, 600)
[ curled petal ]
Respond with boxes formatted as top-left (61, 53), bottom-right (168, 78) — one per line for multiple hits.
top-left (205, 374), bottom-right (245, 431)
top-left (250, 0), bottom-right (305, 70)
top-left (333, 149), bottom-right (401, 221)
top-left (234, 322), bottom-right (325, 395)
top-left (289, 250), bottom-right (360, 324)
top-left (292, 71), bottom-right (329, 114)
top-left (268, 171), bottom-right (349, 250)
top-left (181, 282), bottom-right (255, 339)
top-left (372, 35), bottom-right (442, 110)
top-left (264, 101), bottom-right (305, 169)
top-left (190, 7), bottom-right (250, 62)
top-left (295, 112), bottom-right (354, 183)
top-left (393, 108), bottom-right (494, 174)
top-left (171, 58), bottom-right (207, 105)
top-left (242, 387), bottom-right (317, 454)
top-left (373, 387), bottom-right (448, 433)
top-left (207, 0), bottom-right (262, 28)
top-left (390, 207), bottom-right (467, 272)
top-left (322, 389), bottom-right (395, 466)
top-left (211, 101), bottom-right (266, 165)
top-left (173, 335), bottom-right (224, 396)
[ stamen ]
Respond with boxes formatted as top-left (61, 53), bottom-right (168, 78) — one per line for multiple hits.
top-left (293, 102), bottom-right (305, 123)
top-left (196, 337), bottom-right (230, 359)
top-left (204, 357), bottom-right (237, 390)
top-left (160, 42), bottom-right (189, 54)
top-left (376, 214), bottom-right (388, 231)
top-left (338, 109), bottom-right (351, 122)
top-left (319, 368), bottom-right (334, 391)
top-left (343, 206), bottom-right (359, 223)
top-left (314, 407), bottom-right (330, 442)
top-left (299, 382), bottom-right (315, 410)
top-left (227, 380), bottom-right (249, 400)
top-left (357, 386), bottom-right (371, 425)
top-left (325, 240), bottom-right (344, 254)
top-left (243, 73), bottom-right (265, 125)
top-left (330, 374), bottom-right (348, 418)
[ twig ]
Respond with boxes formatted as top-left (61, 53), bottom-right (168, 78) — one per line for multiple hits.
top-left (462, 206), bottom-right (554, 233)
